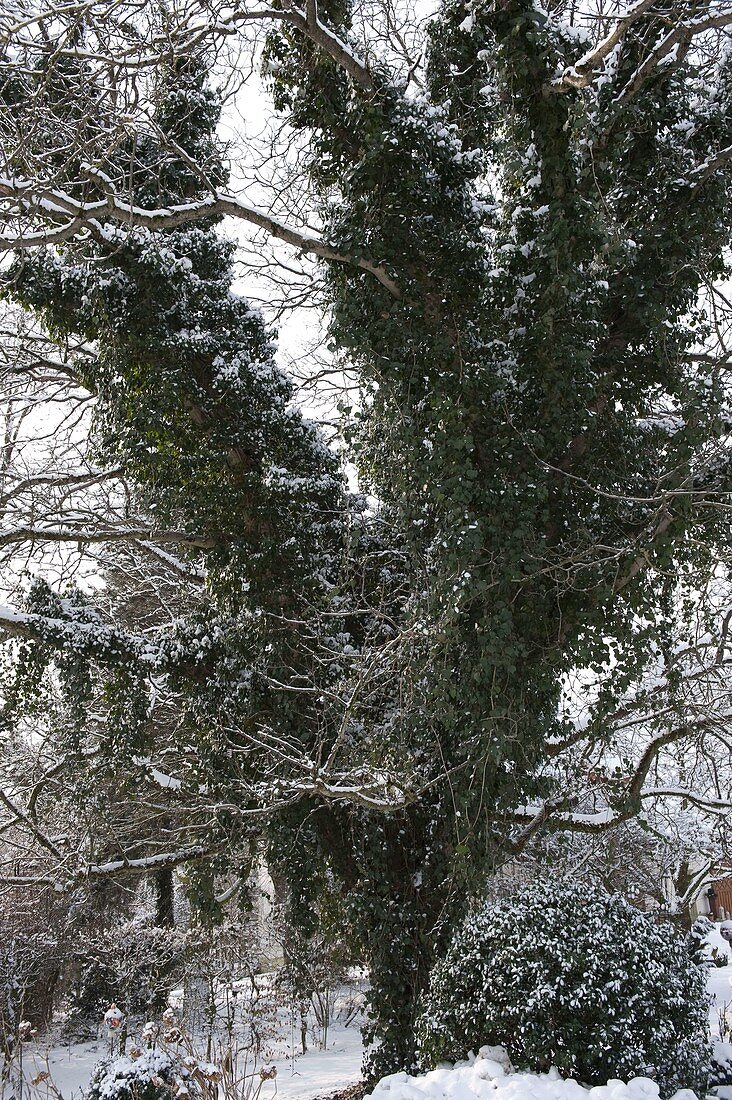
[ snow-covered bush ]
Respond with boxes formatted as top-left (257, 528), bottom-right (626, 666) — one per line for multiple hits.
top-left (87, 1049), bottom-right (202, 1100)
top-left (686, 916), bottom-right (714, 969)
top-left (710, 1039), bottom-right (732, 1091)
top-left (70, 917), bottom-right (187, 1020)
top-left (416, 882), bottom-right (711, 1097)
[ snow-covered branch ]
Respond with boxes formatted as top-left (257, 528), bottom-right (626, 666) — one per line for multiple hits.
top-left (507, 692), bottom-right (732, 855)
top-left (549, 0), bottom-right (732, 97)
top-left (0, 603), bottom-right (163, 663)
top-left (687, 144), bottom-right (732, 188)
top-left (548, 0), bottom-right (657, 92)
top-left (0, 175), bottom-right (401, 297)
top-left (0, 845), bottom-right (219, 891)
top-left (614, 8), bottom-right (732, 106)
top-left (0, 524), bottom-right (213, 549)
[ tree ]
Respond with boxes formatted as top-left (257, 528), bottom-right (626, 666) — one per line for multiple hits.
top-left (1, 0), bottom-right (732, 1078)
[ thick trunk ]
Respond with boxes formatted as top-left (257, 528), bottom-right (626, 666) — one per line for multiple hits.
top-left (154, 867), bottom-right (175, 928)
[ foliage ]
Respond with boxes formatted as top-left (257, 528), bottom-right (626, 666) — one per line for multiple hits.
top-left (686, 915), bottom-right (714, 968)
top-left (262, 0), bottom-right (732, 1074)
top-left (416, 882), bottom-right (711, 1098)
top-left (2, 53), bottom-right (348, 917)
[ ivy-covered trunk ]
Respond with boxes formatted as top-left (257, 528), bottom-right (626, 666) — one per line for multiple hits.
top-left (261, 0), bottom-right (732, 1075)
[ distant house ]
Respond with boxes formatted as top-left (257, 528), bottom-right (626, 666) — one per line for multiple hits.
top-left (704, 874), bottom-right (732, 921)
top-left (691, 865), bottom-right (732, 921)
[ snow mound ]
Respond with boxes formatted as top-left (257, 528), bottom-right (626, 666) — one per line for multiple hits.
top-left (368, 1049), bottom-right (700, 1100)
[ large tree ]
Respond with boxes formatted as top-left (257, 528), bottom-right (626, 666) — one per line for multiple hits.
top-left (1, 0), bottom-right (732, 1075)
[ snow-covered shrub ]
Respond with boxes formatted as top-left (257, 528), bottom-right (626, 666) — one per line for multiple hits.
top-left (87, 1049), bottom-right (202, 1100)
top-left (684, 916), bottom-right (729, 970)
top-left (70, 917), bottom-right (187, 1019)
top-left (686, 915), bottom-right (714, 968)
top-left (416, 882), bottom-right (711, 1097)
top-left (710, 1040), bottom-right (732, 1092)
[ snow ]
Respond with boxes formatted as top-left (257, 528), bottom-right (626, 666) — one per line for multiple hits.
top-left (271, 1030), bottom-right (364, 1099)
top-left (706, 924), bottom-right (732, 1039)
top-left (708, 963), bottom-right (732, 1018)
top-left (368, 1050), bottom-right (696, 1100)
top-left (35, 1036), bottom-right (717, 1100)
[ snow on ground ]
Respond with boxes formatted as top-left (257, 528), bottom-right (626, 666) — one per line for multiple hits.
top-left (269, 1027), bottom-right (363, 1100)
top-left (706, 925), bottom-right (732, 1099)
top-left (369, 1050), bottom-right (698, 1100)
top-left (26, 1021), bottom-right (364, 1100)
top-left (705, 924), bottom-right (732, 1039)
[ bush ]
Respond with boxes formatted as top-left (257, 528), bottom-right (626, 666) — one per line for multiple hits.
top-left (87, 1049), bottom-right (202, 1100)
top-left (416, 881), bottom-right (711, 1097)
top-left (685, 915), bottom-right (714, 969)
top-left (70, 917), bottom-right (187, 1020)
top-left (710, 1040), bottom-right (732, 1092)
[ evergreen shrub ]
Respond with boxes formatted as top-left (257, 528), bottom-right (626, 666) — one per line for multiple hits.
top-left (416, 881), bottom-right (711, 1097)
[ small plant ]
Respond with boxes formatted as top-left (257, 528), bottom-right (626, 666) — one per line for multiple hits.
top-left (712, 947), bottom-right (730, 968)
top-left (88, 1007), bottom-right (274, 1100)
top-left (87, 1048), bottom-right (203, 1100)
